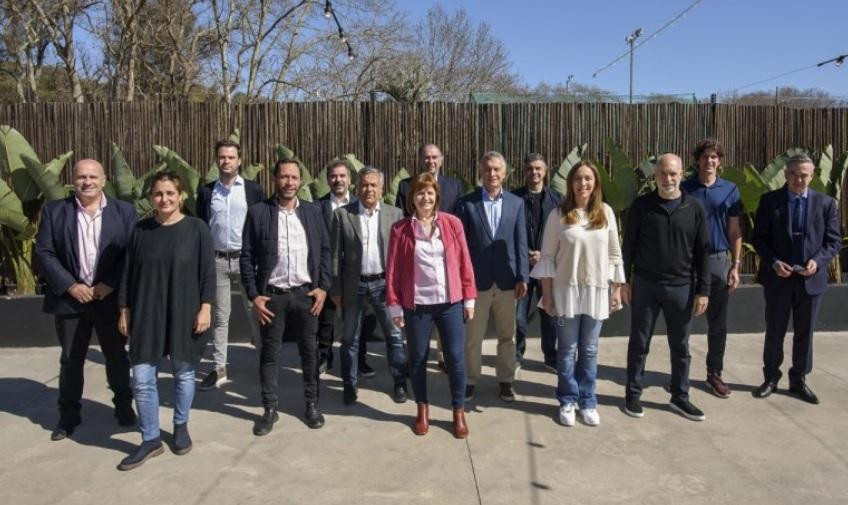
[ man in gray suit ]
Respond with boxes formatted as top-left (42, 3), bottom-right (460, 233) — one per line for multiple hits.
top-left (330, 166), bottom-right (408, 405)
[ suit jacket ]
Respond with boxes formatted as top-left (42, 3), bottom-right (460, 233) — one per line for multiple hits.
top-left (454, 188), bottom-right (529, 291)
top-left (330, 202), bottom-right (403, 303)
top-left (34, 196), bottom-right (138, 315)
top-left (239, 198), bottom-right (331, 301)
top-left (395, 173), bottom-right (463, 217)
top-left (753, 187), bottom-right (842, 296)
top-left (512, 186), bottom-right (563, 251)
top-left (195, 178), bottom-right (265, 225)
top-left (318, 192), bottom-right (358, 230)
top-left (385, 213), bottom-right (477, 310)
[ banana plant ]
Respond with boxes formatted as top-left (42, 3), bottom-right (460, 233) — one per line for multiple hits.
top-left (205, 129), bottom-right (265, 184)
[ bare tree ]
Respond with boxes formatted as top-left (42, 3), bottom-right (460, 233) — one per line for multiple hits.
top-left (89, 0), bottom-right (148, 101)
top-left (0, 1), bottom-right (49, 102)
top-left (721, 87), bottom-right (847, 108)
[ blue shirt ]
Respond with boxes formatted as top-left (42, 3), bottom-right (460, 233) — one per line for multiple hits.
top-left (481, 187), bottom-right (503, 236)
top-left (209, 176), bottom-right (248, 252)
top-left (681, 176), bottom-right (741, 253)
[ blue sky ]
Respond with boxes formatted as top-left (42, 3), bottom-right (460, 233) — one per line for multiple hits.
top-left (396, 0), bottom-right (848, 98)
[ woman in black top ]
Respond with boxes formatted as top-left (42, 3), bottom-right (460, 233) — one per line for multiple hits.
top-left (117, 171), bottom-right (215, 471)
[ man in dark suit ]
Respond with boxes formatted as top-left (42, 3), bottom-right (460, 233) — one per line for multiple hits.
top-left (330, 167), bottom-right (408, 405)
top-left (241, 158), bottom-right (331, 435)
top-left (512, 153), bottom-right (562, 370)
top-left (34, 159), bottom-right (137, 441)
top-left (455, 151), bottom-right (528, 402)
top-left (316, 159), bottom-right (372, 376)
top-left (195, 140), bottom-right (265, 390)
top-left (395, 143), bottom-right (463, 217)
top-left (752, 153), bottom-right (842, 404)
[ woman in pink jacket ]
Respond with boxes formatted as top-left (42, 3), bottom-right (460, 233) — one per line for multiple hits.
top-left (386, 173), bottom-right (476, 438)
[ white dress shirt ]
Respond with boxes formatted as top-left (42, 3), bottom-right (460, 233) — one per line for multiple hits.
top-left (359, 201), bottom-right (383, 275)
top-left (330, 191), bottom-right (351, 211)
top-left (268, 199), bottom-right (312, 289)
top-left (76, 195), bottom-right (107, 286)
top-left (209, 175), bottom-right (248, 252)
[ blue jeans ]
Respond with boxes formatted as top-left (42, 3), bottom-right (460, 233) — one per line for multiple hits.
top-left (132, 359), bottom-right (196, 442)
top-left (405, 302), bottom-right (466, 408)
top-left (555, 315), bottom-right (602, 409)
top-left (341, 278), bottom-right (407, 387)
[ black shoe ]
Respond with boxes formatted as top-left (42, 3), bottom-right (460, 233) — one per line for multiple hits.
top-left (789, 382), bottom-right (820, 404)
top-left (669, 398), bottom-right (705, 421)
top-left (393, 382), bottom-right (409, 404)
top-left (50, 418), bottom-right (80, 441)
top-left (173, 423), bottom-right (192, 455)
top-left (753, 380), bottom-right (778, 399)
top-left (663, 383), bottom-right (672, 394)
top-left (343, 384), bottom-right (358, 405)
top-left (499, 382), bottom-right (516, 402)
top-left (624, 397), bottom-right (644, 418)
top-left (437, 361), bottom-right (447, 374)
top-left (198, 368), bottom-right (227, 391)
top-left (359, 361), bottom-right (376, 378)
top-left (115, 406), bottom-right (138, 427)
top-left (464, 385), bottom-right (475, 402)
top-left (305, 402), bottom-right (325, 429)
top-left (117, 439), bottom-right (164, 471)
top-left (253, 407), bottom-right (279, 436)
top-left (318, 355), bottom-right (331, 375)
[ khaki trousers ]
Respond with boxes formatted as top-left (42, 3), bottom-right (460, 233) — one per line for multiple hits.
top-left (465, 287), bottom-right (517, 385)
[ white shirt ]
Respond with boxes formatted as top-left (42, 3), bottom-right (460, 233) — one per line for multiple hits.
top-left (209, 175), bottom-right (248, 252)
top-left (268, 199), bottom-right (312, 289)
top-left (330, 191), bottom-right (351, 211)
top-left (359, 201), bottom-right (383, 275)
top-left (411, 215), bottom-right (449, 306)
top-left (76, 195), bottom-right (107, 286)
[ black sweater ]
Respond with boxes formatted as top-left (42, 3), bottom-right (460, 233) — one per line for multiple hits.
top-left (622, 191), bottom-right (710, 296)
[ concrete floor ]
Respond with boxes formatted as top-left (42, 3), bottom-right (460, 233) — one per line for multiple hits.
top-left (0, 332), bottom-right (846, 505)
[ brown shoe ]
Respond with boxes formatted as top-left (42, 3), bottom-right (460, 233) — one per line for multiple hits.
top-left (706, 372), bottom-right (731, 398)
top-left (452, 407), bottom-right (468, 439)
top-left (414, 403), bottom-right (429, 435)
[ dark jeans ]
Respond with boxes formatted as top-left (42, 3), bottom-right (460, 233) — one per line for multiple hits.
top-left (54, 302), bottom-right (132, 423)
top-left (515, 277), bottom-right (557, 365)
top-left (705, 254), bottom-right (731, 374)
top-left (260, 289), bottom-right (320, 408)
top-left (762, 276), bottom-right (820, 384)
top-left (317, 296), bottom-right (370, 365)
top-left (405, 302), bottom-right (466, 408)
top-left (341, 278), bottom-right (406, 387)
top-left (625, 276), bottom-right (694, 401)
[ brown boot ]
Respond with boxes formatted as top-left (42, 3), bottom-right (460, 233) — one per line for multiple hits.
top-left (414, 403), bottom-right (429, 435)
top-left (452, 407), bottom-right (468, 439)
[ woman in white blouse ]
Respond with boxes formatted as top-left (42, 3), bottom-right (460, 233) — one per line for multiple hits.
top-left (531, 161), bottom-right (624, 427)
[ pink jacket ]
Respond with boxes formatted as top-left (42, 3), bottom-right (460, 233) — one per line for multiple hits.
top-left (386, 212), bottom-right (477, 311)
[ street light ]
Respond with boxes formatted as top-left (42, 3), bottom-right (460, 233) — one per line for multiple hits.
top-left (565, 74), bottom-right (574, 95)
top-left (626, 28), bottom-right (642, 104)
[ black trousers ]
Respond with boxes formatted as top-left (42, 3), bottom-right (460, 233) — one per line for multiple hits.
top-left (705, 254), bottom-right (731, 374)
top-left (515, 277), bottom-right (557, 365)
top-left (626, 276), bottom-right (694, 401)
top-left (260, 289), bottom-right (320, 408)
top-left (54, 302), bottom-right (132, 423)
top-left (762, 276), bottom-right (820, 384)
top-left (316, 296), bottom-right (371, 365)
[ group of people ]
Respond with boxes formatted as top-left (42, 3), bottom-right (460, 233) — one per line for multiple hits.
top-left (34, 138), bottom-right (842, 471)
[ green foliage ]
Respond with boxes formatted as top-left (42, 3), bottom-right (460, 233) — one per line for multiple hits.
top-left (721, 163), bottom-right (767, 214)
top-left (551, 144), bottom-right (587, 195)
top-left (385, 167), bottom-right (410, 205)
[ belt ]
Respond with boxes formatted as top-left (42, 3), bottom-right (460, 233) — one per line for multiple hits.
top-left (266, 284), bottom-right (309, 295)
top-left (215, 250), bottom-right (241, 259)
top-left (360, 273), bottom-right (385, 282)
top-left (708, 251), bottom-right (728, 258)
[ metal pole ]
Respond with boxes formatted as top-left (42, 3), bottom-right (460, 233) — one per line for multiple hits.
top-left (629, 40), bottom-right (635, 104)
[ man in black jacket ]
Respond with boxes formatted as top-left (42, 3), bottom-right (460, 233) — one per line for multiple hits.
top-left (621, 153), bottom-right (710, 422)
top-left (395, 143), bottom-right (463, 216)
top-left (196, 140), bottom-right (265, 390)
top-left (241, 158), bottom-right (331, 435)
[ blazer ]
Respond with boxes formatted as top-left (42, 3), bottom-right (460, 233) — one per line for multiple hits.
top-left (34, 196), bottom-right (138, 315)
top-left (318, 192), bottom-right (358, 230)
top-left (454, 188), bottom-right (529, 291)
top-left (330, 202), bottom-right (403, 303)
top-left (195, 178), bottom-right (265, 225)
top-left (512, 186), bottom-right (563, 251)
top-left (752, 187), bottom-right (842, 296)
top-left (386, 212), bottom-right (477, 311)
top-left (395, 173), bottom-right (463, 217)
top-left (239, 198), bottom-right (331, 301)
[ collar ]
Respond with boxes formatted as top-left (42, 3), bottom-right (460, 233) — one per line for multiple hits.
top-left (358, 200), bottom-right (380, 215)
top-left (411, 211), bottom-right (439, 224)
top-left (787, 187), bottom-right (808, 200)
top-left (481, 187), bottom-right (504, 201)
top-left (216, 174), bottom-right (244, 190)
top-left (278, 197), bottom-right (300, 212)
top-left (687, 176), bottom-right (726, 189)
top-left (75, 194), bottom-right (108, 212)
top-left (331, 191), bottom-right (351, 205)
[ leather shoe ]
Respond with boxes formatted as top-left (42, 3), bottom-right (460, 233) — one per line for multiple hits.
top-left (305, 402), bottom-right (325, 429)
top-left (343, 384), bottom-right (358, 405)
top-left (173, 423), bottom-right (192, 455)
top-left (452, 407), bottom-right (468, 439)
top-left (115, 406), bottom-right (138, 427)
top-left (789, 382), bottom-right (820, 404)
top-left (51, 418), bottom-right (80, 441)
top-left (253, 407), bottom-right (279, 436)
top-left (392, 382), bottom-right (408, 403)
top-left (753, 380), bottom-right (778, 398)
top-left (117, 438), bottom-right (164, 471)
top-left (414, 403), bottom-right (429, 435)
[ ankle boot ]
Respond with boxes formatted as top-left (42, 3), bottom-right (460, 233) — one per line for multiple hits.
top-left (173, 423), bottom-right (192, 455)
top-left (453, 407), bottom-right (468, 439)
top-left (414, 403), bottom-right (429, 435)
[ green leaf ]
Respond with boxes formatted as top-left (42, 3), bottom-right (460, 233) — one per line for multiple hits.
top-left (637, 156), bottom-right (657, 180)
top-left (607, 139), bottom-right (640, 208)
top-left (829, 151), bottom-right (847, 203)
top-left (308, 165), bottom-right (331, 200)
top-left (0, 178), bottom-right (30, 234)
top-left (385, 167), bottom-right (411, 205)
top-left (343, 153), bottom-right (365, 174)
top-left (274, 144), bottom-right (295, 160)
top-left (133, 164), bottom-right (165, 201)
top-left (22, 154), bottom-right (67, 201)
top-left (103, 180), bottom-right (117, 199)
top-left (0, 125), bottom-right (42, 202)
top-left (595, 159), bottom-right (627, 212)
top-left (297, 185), bottom-right (313, 202)
top-left (241, 163), bottom-right (265, 181)
top-left (761, 147), bottom-right (808, 191)
top-left (45, 151), bottom-right (73, 178)
top-left (229, 128), bottom-right (240, 145)
top-left (153, 145), bottom-right (200, 215)
top-left (111, 143), bottom-right (136, 201)
top-left (205, 164), bottom-right (219, 184)
top-left (722, 163), bottom-right (767, 214)
top-left (551, 144), bottom-right (586, 196)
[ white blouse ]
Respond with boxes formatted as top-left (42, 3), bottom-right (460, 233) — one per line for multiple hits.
top-left (530, 203), bottom-right (625, 320)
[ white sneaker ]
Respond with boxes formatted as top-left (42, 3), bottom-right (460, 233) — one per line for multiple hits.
top-left (579, 408), bottom-right (600, 426)
top-left (558, 404), bottom-right (576, 426)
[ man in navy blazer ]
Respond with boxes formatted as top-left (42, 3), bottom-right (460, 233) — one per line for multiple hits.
top-left (34, 159), bottom-right (137, 441)
top-left (752, 154), bottom-right (842, 404)
top-left (395, 143), bottom-right (463, 217)
top-left (241, 158), bottom-right (331, 434)
top-left (455, 151), bottom-right (529, 402)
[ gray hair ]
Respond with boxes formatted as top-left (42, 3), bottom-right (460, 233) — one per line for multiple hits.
top-left (358, 165), bottom-right (384, 185)
top-left (523, 153), bottom-right (546, 166)
top-left (479, 150), bottom-right (506, 168)
top-left (786, 153), bottom-right (814, 168)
